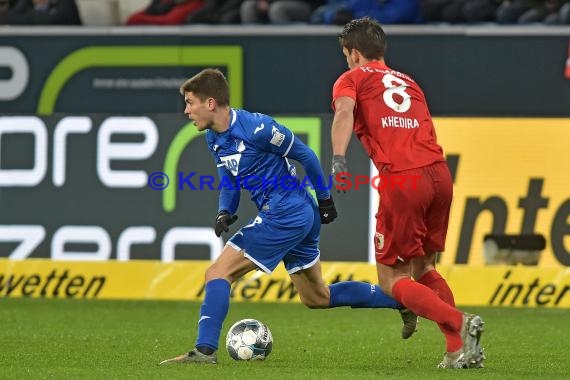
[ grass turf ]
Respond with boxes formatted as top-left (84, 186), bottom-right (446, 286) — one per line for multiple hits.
top-left (1, 299), bottom-right (569, 379)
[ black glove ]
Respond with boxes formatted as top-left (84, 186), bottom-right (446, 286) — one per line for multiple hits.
top-left (215, 211), bottom-right (238, 237)
top-left (331, 155), bottom-right (348, 193)
top-left (318, 197), bottom-right (337, 224)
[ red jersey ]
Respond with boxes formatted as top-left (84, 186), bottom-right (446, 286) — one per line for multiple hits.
top-left (332, 61), bottom-right (445, 172)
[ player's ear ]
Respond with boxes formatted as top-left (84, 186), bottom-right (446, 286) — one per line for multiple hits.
top-left (352, 49), bottom-right (363, 64)
top-left (207, 97), bottom-right (215, 110)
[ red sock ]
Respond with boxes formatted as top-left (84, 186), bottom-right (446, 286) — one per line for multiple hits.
top-left (392, 278), bottom-right (463, 353)
top-left (417, 270), bottom-right (458, 347)
top-left (417, 270), bottom-right (455, 306)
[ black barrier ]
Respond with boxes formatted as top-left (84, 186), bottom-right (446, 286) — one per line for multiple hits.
top-left (0, 26), bottom-right (569, 116)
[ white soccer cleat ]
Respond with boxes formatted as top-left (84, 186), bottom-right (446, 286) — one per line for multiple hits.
top-left (437, 351), bottom-right (467, 369)
top-left (461, 313), bottom-right (486, 368)
top-left (159, 348), bottom-right (217, 365)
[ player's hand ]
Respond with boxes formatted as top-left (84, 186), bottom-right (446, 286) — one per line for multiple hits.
top-left (331, 155), bottom-right (348, 193)
top-left (318, 197), bottom-right (337, 224)
top-left (215, 211), bottom-right (238, 237)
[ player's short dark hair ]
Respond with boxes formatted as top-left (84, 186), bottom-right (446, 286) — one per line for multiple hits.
top-left (338, 17), bottom-right (387, 60)
top-left (180, 68), bottom-right (230, 106)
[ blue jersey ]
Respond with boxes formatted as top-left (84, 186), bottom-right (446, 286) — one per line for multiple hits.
top-left (206, 109), bottom-right (330, 215)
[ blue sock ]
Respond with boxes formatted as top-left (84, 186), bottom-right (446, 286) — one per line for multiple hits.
top-left (195, 278), bottom-right (231, 351)
top-left (329, 281), bottom-right (401, 309)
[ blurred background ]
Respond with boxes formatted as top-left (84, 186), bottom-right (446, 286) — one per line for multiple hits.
top-left (0, 0), bottom-right (569, 306)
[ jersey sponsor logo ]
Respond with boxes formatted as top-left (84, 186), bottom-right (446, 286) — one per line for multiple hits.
top-left (254, 123), bottom-right (265, 134)
top-left (220, 153), bottom-right (242, 176)
top-left (270, 126), bottom-right (285, 147)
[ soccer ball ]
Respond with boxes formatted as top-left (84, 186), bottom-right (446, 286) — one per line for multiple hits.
top-left (225, 318), bottom-right (273, 361)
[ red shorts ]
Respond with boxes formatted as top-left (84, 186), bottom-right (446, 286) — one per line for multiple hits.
top-left (374, 161), bottom-right (452, 265)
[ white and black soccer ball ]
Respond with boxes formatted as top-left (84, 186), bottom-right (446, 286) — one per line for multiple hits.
top-left (225, 318), bottom-right (273, 361)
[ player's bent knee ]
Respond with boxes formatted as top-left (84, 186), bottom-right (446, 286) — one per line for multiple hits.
top-left (377, 278), bottom-right (393, 296)
top-left (301, 297), bottom-right (329, 309)
top-left (204, 264), bottom-right (231, 283)
top-left (299, 291), bottom-right (330, 309)
top-left (411, 258), bottom-right (436, 280)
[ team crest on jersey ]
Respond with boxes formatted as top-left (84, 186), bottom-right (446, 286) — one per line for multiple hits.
top-left (375, 232), bottom-right (384, 251)
top-left (235, 139), bottom-right (246, 152)
top-left (270, 126), bottom-right (285, 147)
top-left (220, 153), bottom-right (242, 176)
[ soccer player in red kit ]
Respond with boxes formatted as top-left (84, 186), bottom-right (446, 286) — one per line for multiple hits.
top-left (330, 17), bottom-right (486, 369)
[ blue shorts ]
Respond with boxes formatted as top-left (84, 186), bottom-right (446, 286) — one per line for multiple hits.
top-left (227, 197), bottom-right (320, 274)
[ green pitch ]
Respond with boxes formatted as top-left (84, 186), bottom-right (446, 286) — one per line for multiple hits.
top-left (1, 299), bottom-right (568, 379)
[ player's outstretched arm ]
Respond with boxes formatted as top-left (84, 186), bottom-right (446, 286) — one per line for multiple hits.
top-left (249, 119), bottom-right (337, 223)
top-left (331, 96), bottom-right (355, 157)
top-left (331, 96), bottom-right (355, 192)
top-left (214, 166), bottom-right (240, 237)
top-left (284, 138), bottom-right (329, 201)
top-left (216, 167), bottom-right (240, 213)
top-left (285, 139), bottom-right (337, 224)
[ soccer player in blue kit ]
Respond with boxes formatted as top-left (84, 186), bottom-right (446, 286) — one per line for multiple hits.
top-left (160, 68), bottom-right (416, 364)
